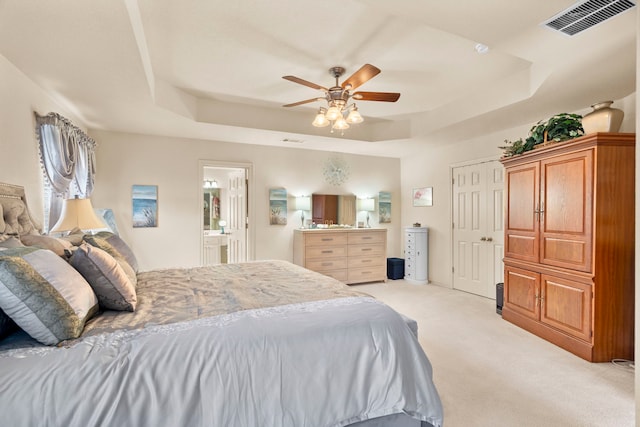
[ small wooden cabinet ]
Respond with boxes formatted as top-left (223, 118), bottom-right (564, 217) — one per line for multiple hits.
top-left (294, 228), bottom-right (387, 284)
top-left (501, 133), bottom-right (634, 362)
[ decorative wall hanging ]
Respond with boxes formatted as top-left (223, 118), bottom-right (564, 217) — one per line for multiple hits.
top-left (378, 191), bottom-right (391, 223)
top-left (413, 187), bottom-right (433, 207)
top-left (132, 185), bottom-right (158, 227)
top-left (323, 156), bottom-right (350, 186)
top-left (269, 188), bottom-right (287, 225)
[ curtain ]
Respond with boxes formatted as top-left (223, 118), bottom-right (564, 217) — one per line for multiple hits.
top-left (34, 112), bottom-right (97, 231)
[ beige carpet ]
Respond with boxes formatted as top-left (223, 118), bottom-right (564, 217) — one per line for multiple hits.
top-left (358, 280), bottom-right (634, 427)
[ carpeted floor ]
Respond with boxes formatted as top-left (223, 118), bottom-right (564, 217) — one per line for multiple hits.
top-left (357, 280), bottom-right (634, 427)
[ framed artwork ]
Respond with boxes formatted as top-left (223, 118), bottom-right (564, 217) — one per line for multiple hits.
top-left (269, 188), bottom-right (287, 225)
top-left (132, 185), bottom-right (158, 227)
top-left (413, 187), bottom-right (433, 207)
top-left (378, 191), bottom-right (391, 223)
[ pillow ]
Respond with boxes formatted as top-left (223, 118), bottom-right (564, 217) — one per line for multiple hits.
top-left (70, 244), bottom-right (137, 311)
top-left (0, 235), bottom-right (25, 249)
top-left (20, 234), bottom-right (72, 257)
top-left (0, 247), bottom-right (98, 345)
top-left (84, 232), bottom-right (138, 273)
top-left (60, 227), bottom-right (85, 246)
top-left (0, 307), bottom-right (17, 340)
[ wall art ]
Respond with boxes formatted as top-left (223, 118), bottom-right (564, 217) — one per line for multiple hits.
top-left (269, 188), bottom-right (287, 225)
top-left (132, 185), bottom-right (158, 227)
top-left (412, 187), bottom-right (433, 207)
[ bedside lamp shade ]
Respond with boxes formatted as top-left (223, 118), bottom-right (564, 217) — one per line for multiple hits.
top-left (294, 196), bottom-right (311, 211)
top-left (49, 198), bottom-right (106, 233)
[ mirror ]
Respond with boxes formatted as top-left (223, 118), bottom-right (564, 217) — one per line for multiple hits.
top-left (312, 194), bottom-right (357, 226)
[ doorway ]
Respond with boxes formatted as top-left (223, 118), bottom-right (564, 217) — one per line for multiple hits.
top-left (451, 160), bottom-right (504, 299)
top-left (199, 160), bottom-right (253, 265)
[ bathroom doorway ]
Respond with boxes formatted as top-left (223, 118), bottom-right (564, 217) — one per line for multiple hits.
top-left (199, 160), bottom-right (253, 265)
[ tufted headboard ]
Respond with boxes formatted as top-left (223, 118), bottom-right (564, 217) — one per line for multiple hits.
top-left (0, 182), bottom-right (42, 236)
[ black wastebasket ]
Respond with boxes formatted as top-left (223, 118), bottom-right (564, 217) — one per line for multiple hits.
top-left (387, 258), bottom-right (404, 280)
top-left (496, 282), bottom-right (504, 315)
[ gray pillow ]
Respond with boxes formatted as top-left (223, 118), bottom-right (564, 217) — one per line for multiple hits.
top-left (84, 232), bottom-right (139, 273)
top-left (20, 234), bottom-right (72, 257)
top-left (0, 235), bottom-right (25, 249)
top-left (70, 244), bottom-right (137, 311)
top-left (0, 247), bottom-right (98, 345)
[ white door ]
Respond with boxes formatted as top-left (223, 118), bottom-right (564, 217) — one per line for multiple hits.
top-left (452, 160), bottom-right (504, 298)
top-left (227, 169), bottom-right (247, 263)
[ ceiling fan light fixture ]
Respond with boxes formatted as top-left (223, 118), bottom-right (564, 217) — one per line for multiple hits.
top-left (346, 106), bottom-right (363, 124)
top-left (312, 108), bottom-right (330, 127)
top-left (325, 105), bottom-right (342, 121)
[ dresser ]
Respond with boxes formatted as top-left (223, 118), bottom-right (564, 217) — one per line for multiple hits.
top-left (501, 133), bottom-right (634, 362)
top-left (293, 228), bottom-right (387, 284)
top-left (404, 227), bottom-right (428, 284)
top-left (203, 233), bottom-right (228, 265)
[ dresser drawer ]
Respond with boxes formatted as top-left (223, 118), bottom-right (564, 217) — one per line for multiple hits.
top-left (348, 266), bottom-right (385, 284)
top-left (306, 257), bottom-right (348, 271)
top-left (348, 231), bottom-right (385, 245)
top-left (347, 244), bottom-right (384, 257)
top-left (319, 269), bottom-right (348, 282)
top-left (348, 256), bottom-right (383, 268)
top-left (306, 233), bottom-right (348, 246)
top-left (306, 245), bottom-right (347, 259)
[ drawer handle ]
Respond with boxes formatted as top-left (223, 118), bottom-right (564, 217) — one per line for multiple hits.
top-left (361, 271), bottom-right (372, 275)
top-left (321, 238), bottom-right (333, 241)
top-left (321, 250), bottom-right (334, 254)
top-left (361, 259), bottom-right (372, 263)
top-left (362, 248), bottom-right (372, 252)
top-left (321, 262), bottom-right (333, 267)
top-left (362, 237), bottom-right (372, 240)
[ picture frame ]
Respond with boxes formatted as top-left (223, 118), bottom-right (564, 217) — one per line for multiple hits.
top-left (378, 191), bottom-right (391, 223)
top-left (132, 185), bottom-right (158, 227)
top-left (412, 187), bottom-right (433, 207)
top-left (269, 188), bottom-right (287, 225)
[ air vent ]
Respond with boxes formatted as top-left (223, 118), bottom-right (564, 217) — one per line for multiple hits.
top-left (281, 138), bottom-right (304, 143)
top-left (543, 0), bottom-right (636, 36)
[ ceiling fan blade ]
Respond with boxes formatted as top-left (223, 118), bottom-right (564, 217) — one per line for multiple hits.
top-left (282, 98), bottom-right (323, 107)
top-left (352, 91), bottom-right (401, 102)
top-left (341, 64), bottom-right (381, 90)
top-left (282, 75), bottom-right (328, 91)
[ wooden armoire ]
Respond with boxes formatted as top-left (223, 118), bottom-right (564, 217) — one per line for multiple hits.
top-left (500, 133), bottom-right (635, 362)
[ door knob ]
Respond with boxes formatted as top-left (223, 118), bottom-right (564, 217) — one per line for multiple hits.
top-left (487, 237), bottom-right (493, 242)
top-left (480, 237), bottom-right (487, 241)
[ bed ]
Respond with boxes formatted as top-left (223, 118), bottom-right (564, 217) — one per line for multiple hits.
top-left (0, 182), bottom-right (443, 427)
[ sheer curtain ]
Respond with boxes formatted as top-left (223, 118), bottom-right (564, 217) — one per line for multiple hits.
top-left (34, 112), bottom-right (97, 231)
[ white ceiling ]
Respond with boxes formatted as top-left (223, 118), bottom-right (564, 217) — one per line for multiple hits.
top-left (0, 0), bottom-right (636, 157)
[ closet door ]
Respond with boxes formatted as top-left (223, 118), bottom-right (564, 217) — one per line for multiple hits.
top-left (452, 161), bottom-right (504, 298)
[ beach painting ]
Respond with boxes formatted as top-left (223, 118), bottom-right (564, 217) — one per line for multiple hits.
top-left (379, 191), bottom-right (391, 223)
top-left (132, 185), bottom-right (158, 227)
top-left (269, 188), bottom-right (287, 225)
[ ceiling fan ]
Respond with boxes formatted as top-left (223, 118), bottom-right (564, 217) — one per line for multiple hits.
top-left (282, 64), bottom-right (400, 130)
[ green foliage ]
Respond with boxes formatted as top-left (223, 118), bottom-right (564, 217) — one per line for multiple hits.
top-left (500, 113), bottom-right (584, 157)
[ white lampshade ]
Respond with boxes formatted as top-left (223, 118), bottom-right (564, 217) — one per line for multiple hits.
top-left (332, 116), bottom-right (350, 130)
top-left (312, 109), bottom-right (330, 127)
top-left (295, 196), bottom-right (311, 211)
top-left (346, 106), bottom-right (363, 124)
top-left (218, 220), bottom-right (227, 227)
top-left (49, 198), bottom-right (106, 233)
top-left (325, 105), bottom-right (342, 121)
top-left (357, 198), bottom-right (375, 212)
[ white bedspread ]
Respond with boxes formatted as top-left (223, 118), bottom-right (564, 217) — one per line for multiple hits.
top-left (0, 297), bottom-right (443, 427)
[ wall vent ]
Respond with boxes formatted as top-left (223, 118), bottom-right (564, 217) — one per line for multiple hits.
top-left (281, 138), bottom-right (304, 143)
top-left (543, 0), bottom-right (636, 36)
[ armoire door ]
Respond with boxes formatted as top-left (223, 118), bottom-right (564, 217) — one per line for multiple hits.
top-left (505, 162), bottom-right (540, 262)
top-left (452, 160), bottom-right (504, 298)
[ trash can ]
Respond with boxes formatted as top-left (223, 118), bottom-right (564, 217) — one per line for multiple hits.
top-left (387, 258), bottom-right (404, 280)
top-left (496, 282), bottom-right (504, 315)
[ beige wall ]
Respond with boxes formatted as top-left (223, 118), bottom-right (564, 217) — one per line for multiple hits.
top-left (0, 54), bottom-right (86, 223)
top-left (91, 130), bottom-right (402, 271)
